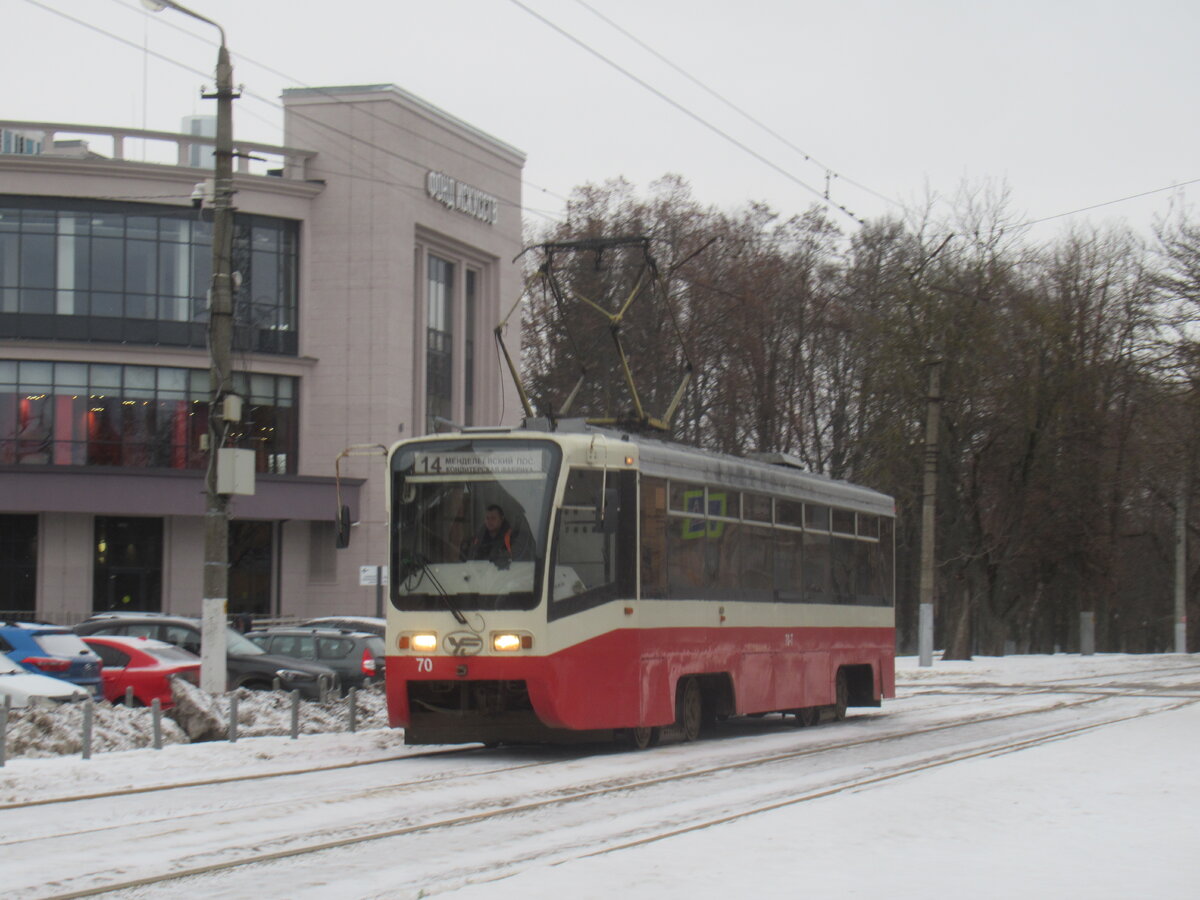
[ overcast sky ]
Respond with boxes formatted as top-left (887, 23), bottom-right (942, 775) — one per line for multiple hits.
top-left (6, 0), bottom-right (1199, 238)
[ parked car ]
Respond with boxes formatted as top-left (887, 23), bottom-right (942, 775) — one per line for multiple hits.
top-left (297, 616), bottom-right (386, 637)
top-left (0, 621), bottom-right (103, 698)
top-left (80, 635), bottom-right (201, 708)
top-left (0, 652), bottom-right (91, 707)
top-left (73, 615), bottom-right (339, 699)
top-left (245, 627), bottom-right (386, 689)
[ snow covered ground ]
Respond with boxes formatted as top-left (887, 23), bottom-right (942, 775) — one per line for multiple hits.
top-left (453, 655), bottom-right (1200, 900)
top-left (1, 654), bottom-right (1196, 898)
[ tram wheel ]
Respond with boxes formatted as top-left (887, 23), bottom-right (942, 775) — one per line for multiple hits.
top-left (832, 670), bottom-right (849, 722)
top-left (793, 707), bottom-right (819, 728)
top-left (677, 677), bottom-right (702, 742)
top-left (629, 725), bottom-right (660, 750)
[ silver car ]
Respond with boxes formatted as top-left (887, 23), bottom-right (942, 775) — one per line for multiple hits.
top-left (0, 652), bottom-right (90, 707)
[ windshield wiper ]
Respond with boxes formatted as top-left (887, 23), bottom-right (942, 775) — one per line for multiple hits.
top-left (399, 553), bottom-right (467, 624)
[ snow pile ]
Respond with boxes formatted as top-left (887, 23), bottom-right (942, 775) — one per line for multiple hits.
top-left (168, 679), bottom-right (389, 740)
top-left (3, 700), bottom-right (189, 758)
top-left (1, 680), bottom-right (389, 760)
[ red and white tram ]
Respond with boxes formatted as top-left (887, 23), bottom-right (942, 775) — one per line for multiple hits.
top-left (385, 421), bottom-right (895, 747)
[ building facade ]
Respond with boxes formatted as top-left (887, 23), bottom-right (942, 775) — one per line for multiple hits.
top-left (0, 85), bottom-right (525, 624)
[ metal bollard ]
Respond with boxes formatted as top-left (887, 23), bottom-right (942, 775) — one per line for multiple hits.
top-left (151, 698), bottom-right (163, 750)
top-left (228, 693), bottom-right (239, 743)
top-left (273, 676), bottom-right (282, 692)
top-left (348, 687), bottom-right (357, 733)
top-left (0, 696), bottom-right (9, 767)
top-left (82, 700), bottom-right (93, 760)
top-left (125, 686), bottom-right (134, 706)
top-left (290, 689), bottom-right (300, 740)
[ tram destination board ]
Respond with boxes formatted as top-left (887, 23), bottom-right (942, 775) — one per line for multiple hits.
top-left (412, 449), bottom-right (544, 476)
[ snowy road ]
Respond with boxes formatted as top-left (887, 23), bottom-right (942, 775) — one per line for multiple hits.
top-left (2, 654), bottom-right (1198, 899)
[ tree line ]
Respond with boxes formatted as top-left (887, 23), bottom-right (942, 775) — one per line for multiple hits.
top-left (519, 175), bottom-right (1200, 656)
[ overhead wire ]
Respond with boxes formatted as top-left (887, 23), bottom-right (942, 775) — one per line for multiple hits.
top-left (21, 0), bottom-right (1200, 235)
top-left (508, 0), bottom-right (866, 225)
top-left (572, 0), bottom-right (900, 210)
top-left (1012, 177), bottom-right (1200, 231)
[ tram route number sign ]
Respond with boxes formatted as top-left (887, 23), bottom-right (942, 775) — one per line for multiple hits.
top-left (413, 450), bottom-right (543, 476)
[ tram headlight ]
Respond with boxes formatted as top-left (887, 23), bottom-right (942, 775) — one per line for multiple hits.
top-left (492, 632), bottom-right (532, 652)
top-left (409, 633), bottom-right (438, 653)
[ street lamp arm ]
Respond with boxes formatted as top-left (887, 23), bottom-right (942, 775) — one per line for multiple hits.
top-left (141, 0), bottom-right (227, 47)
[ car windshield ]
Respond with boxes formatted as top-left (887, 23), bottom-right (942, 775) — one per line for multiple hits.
top-left (391, 439), bottom-right (560, 612)
top-left (225, 628), bottom-right (264, 655)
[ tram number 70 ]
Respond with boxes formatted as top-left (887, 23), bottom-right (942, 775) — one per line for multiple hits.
top-left (416, 657), bottom-right (433, 672)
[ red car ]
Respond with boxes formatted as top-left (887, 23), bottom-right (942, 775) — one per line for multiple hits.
top-left (81, 635), bottom-right (201, 708)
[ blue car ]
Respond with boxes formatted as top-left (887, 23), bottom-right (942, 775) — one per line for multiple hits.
top-left (0, 622), bottom-right (103, 698)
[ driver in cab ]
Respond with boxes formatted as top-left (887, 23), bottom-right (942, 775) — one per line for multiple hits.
top-left (469, 505), bottom-right (513, 561)
top-left (467, 505), bottom-right (529, 563)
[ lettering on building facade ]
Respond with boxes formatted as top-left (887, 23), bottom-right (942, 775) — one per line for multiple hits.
top-left (426, 171), bottom-right (498, 226)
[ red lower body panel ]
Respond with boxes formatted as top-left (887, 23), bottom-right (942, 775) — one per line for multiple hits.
top-left (388, 626), bottom-right (894, 741)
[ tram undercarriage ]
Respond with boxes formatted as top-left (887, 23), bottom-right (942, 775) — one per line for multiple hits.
top-left (405, 679), bottom-right (612, 745)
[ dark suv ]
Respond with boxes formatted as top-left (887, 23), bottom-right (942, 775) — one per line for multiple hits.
top-left (73, 614), bottom-right (338, 699)
top-left (246, 627), bottom-right (385, 689)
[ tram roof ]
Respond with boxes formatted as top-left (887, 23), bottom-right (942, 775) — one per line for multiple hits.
top-left (629, 434), bottom-right (891, 517)
top-left (495, 419), bottom-right (896, 517)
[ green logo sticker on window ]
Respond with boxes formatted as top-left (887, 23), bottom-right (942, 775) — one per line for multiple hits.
top-left (680, 490), bottom-right (726, 539)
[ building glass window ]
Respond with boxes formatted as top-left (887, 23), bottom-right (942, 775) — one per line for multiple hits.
top-left (229, 520), bottom-right (273, 617)
top-left (0, 360), bottom-right (297, 473)
top-left (464, 268), bottom-right (477, 427)
top-left (0, 514), bottom-right (37, 615)
top-left (426, 254), bottom-right (454, 432)
top-left (93, 516), bottom-right (163, 612)
top-left (0, 197), bottom-right (298, 354)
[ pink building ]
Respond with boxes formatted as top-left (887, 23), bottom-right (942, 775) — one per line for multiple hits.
top-left (0, 85), bottom-right (525, 623)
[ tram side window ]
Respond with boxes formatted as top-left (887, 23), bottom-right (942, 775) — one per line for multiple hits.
top-left (740, 525), bottom-right (774, 600)
top-left (667, 482), bottom-right (707, 598)
top-left (774, 528), bottom-right (803, 601)
top-left (707, 505), bottom-right (739, 596)
top-left (641, 477), bottom-right (668, 599)
top-left (831, 536), bottom-right (856, 603)
top-left (854, 539), bottom-right (879, 605)
top-left (875, 517), bottom-right (896, 606)
top-left (553, 468), bottom-right (617, 602)
top-left (805, 504), bottom-right (830, 531)
top-left (802, 529), bottom-right (831, 603)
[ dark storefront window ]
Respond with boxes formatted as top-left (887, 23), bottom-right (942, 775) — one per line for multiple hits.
top-left (93, 516), bottom-right (163, 612)
top-left (0, 197), bottom-right (298, 354)
top-left (229, 520), bottom-right (273, 617)
top-left (0, 514), bottom-right (37, 615)
top-left (0, 360), bottom-right (297, 474)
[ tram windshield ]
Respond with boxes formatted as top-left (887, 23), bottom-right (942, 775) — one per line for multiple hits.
top-left (390, 439), bottom-right (561, 612)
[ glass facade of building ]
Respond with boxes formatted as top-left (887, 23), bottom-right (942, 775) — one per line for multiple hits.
top-left (426, 254), bottom-right (454, 431)
top-left (0, 361), bottom-right (297, 474)
top-left (0, 197), bottom-right (298, 354)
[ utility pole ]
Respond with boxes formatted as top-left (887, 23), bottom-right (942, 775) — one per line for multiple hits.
top-left (144, 1), bottom-right (237, 691)
top-left (1176, 473), bottom-right (1188, 654)
top-left (918, 355), bottom-right (942, 667)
